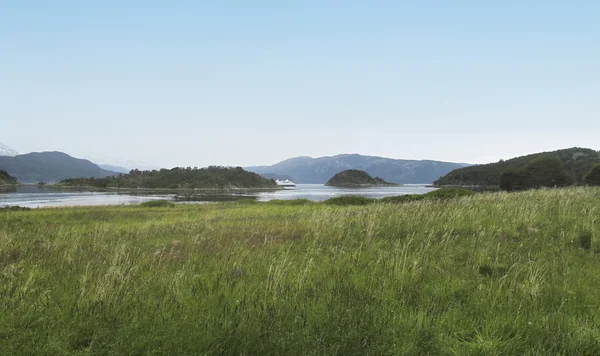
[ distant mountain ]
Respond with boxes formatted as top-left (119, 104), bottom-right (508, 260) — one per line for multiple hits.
top-left (0, 151), bottom-right (118, 183)
top-left (247, 154), bottom-right (468, 184)
top-left (97, 164), bottom-right (130, 174)
top-left (435, 147), bottom-right (600, 187)
top-left (86, 156), bottom-right (161, 171)
top-left (0, 142), bottom-right (19, 157)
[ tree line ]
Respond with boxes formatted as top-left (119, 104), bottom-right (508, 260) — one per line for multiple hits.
top-left (60, 166), bottom-right (278, 189)
top-left (434, 147), bottom-right (600, 190)
top-left (500, 158), bottom-right (600, 191)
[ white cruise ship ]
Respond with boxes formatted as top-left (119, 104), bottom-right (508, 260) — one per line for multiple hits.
top-left (275, 179), bottom-right (296, 188)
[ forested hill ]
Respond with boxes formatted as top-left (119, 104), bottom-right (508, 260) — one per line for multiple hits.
top-left (435, 147), bottom-right (600, 187)
top-left (325, 170), bottom-right (396, 187)
top-left (59, 166), bottom-right (278, 189)
top-left (0, 170), bottom-right (17, 185)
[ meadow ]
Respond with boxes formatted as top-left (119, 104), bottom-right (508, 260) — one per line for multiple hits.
top-left (1, 188), bottom-right (600, 355)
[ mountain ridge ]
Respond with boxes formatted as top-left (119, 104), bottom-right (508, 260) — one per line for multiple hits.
top-left (0, 151), bottom-right (118, 183)
top-left (247, 154), bottom-right (468, 184)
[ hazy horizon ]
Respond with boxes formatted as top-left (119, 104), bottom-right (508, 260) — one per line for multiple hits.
top-left (2, 1), bottom-right (598, 168)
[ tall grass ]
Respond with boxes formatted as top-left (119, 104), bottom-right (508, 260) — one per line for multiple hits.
top-left (1, 187), bottom-right (600, 354)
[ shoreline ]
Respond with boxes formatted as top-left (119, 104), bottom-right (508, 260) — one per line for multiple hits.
top-left (35, 184), bottom-right (285, 192)
top-left (325, 183), bottom-right (403, 188)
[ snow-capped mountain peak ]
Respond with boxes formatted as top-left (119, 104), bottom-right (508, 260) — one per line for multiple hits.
top-left (0, 142), bottom-right (19, 156)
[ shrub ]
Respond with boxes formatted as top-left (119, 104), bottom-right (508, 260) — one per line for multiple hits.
top-left (380, 188), bottom-right (474, 204)
top-left (323, 196), bottom-right (377, 206)
top-left (234, 199), bottom-right (259, 205)
top-left (139, 200), bottom-right (175, 208)
top-left (380, 194), bottom-right (425, 204)
top-left (478, 264), bottom-right (508, 277)
top-left (423, 188), bottom-right (475, 200)
top-left (578, 232), bottom-right (592, 251)
top-left (0, 205), bottom-right (31, 212)
top-left (266, 199), bottom-right (313, 206)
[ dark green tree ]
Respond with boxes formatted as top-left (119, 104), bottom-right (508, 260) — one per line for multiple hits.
top-left (499, 157), bottom-right (575, 191)
top-left (583, 163), bottom-right (600, 186)
top-left (499, 168), bottom-right (527, 191)
top-left (522, 157), bottom-right (573, 188)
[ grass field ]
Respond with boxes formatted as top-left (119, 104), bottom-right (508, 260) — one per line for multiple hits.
top-left (2, 188), bottom-right (600, 355)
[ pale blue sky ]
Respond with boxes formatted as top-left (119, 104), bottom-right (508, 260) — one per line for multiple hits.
top-left (1, 1), bottom-right (598, 168)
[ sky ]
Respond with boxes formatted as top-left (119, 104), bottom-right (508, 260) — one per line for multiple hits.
top-left (1, 1), bottom-right (599, 169)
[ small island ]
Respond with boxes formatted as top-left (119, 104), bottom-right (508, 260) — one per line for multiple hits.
top-left (325, 169), bottom-right (398, 187)
top-left (58, 166), bottom-right (280, 190)
top-left (0, 170), bottom-right (17, 186)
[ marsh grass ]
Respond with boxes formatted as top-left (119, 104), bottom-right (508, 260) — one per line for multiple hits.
top-left (1, 188), bottom-right (600, 354)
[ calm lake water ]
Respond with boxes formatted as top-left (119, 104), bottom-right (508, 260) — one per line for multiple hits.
top-left (0, 184), bottom-right (437, 208)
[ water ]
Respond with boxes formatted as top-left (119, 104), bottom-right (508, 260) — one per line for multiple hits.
top-left (0, 184), bottom-right (437, 208)
top-left (0, 186), bottom-right (175, 208)
top-left (254, 184), bottom-right (436, 201)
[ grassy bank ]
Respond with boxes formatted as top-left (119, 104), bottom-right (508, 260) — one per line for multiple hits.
top-left (2, 188), bottom-right (600, 354)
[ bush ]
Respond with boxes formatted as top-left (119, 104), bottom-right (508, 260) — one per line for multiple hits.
top-left (324, 196), bottom-right (377, 206)
top-left (380, 189), bottom-right (474, 204)
top-left (478, 264), bottom-right (508, 277)
top-left (578, 232), bottom-right (592, 251)
top-left (266, 199), bottom-right (313, 206)
top-left (380, 194), bottom-right (425, 204)
top-left (234, 199), bottom-right (259, 205)
top-left (139, 200), bottom-right (175, 208)
top-left (0, 205), bottom-right (31, 212)
top-left (423, 188), bottom-right (475, 200)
